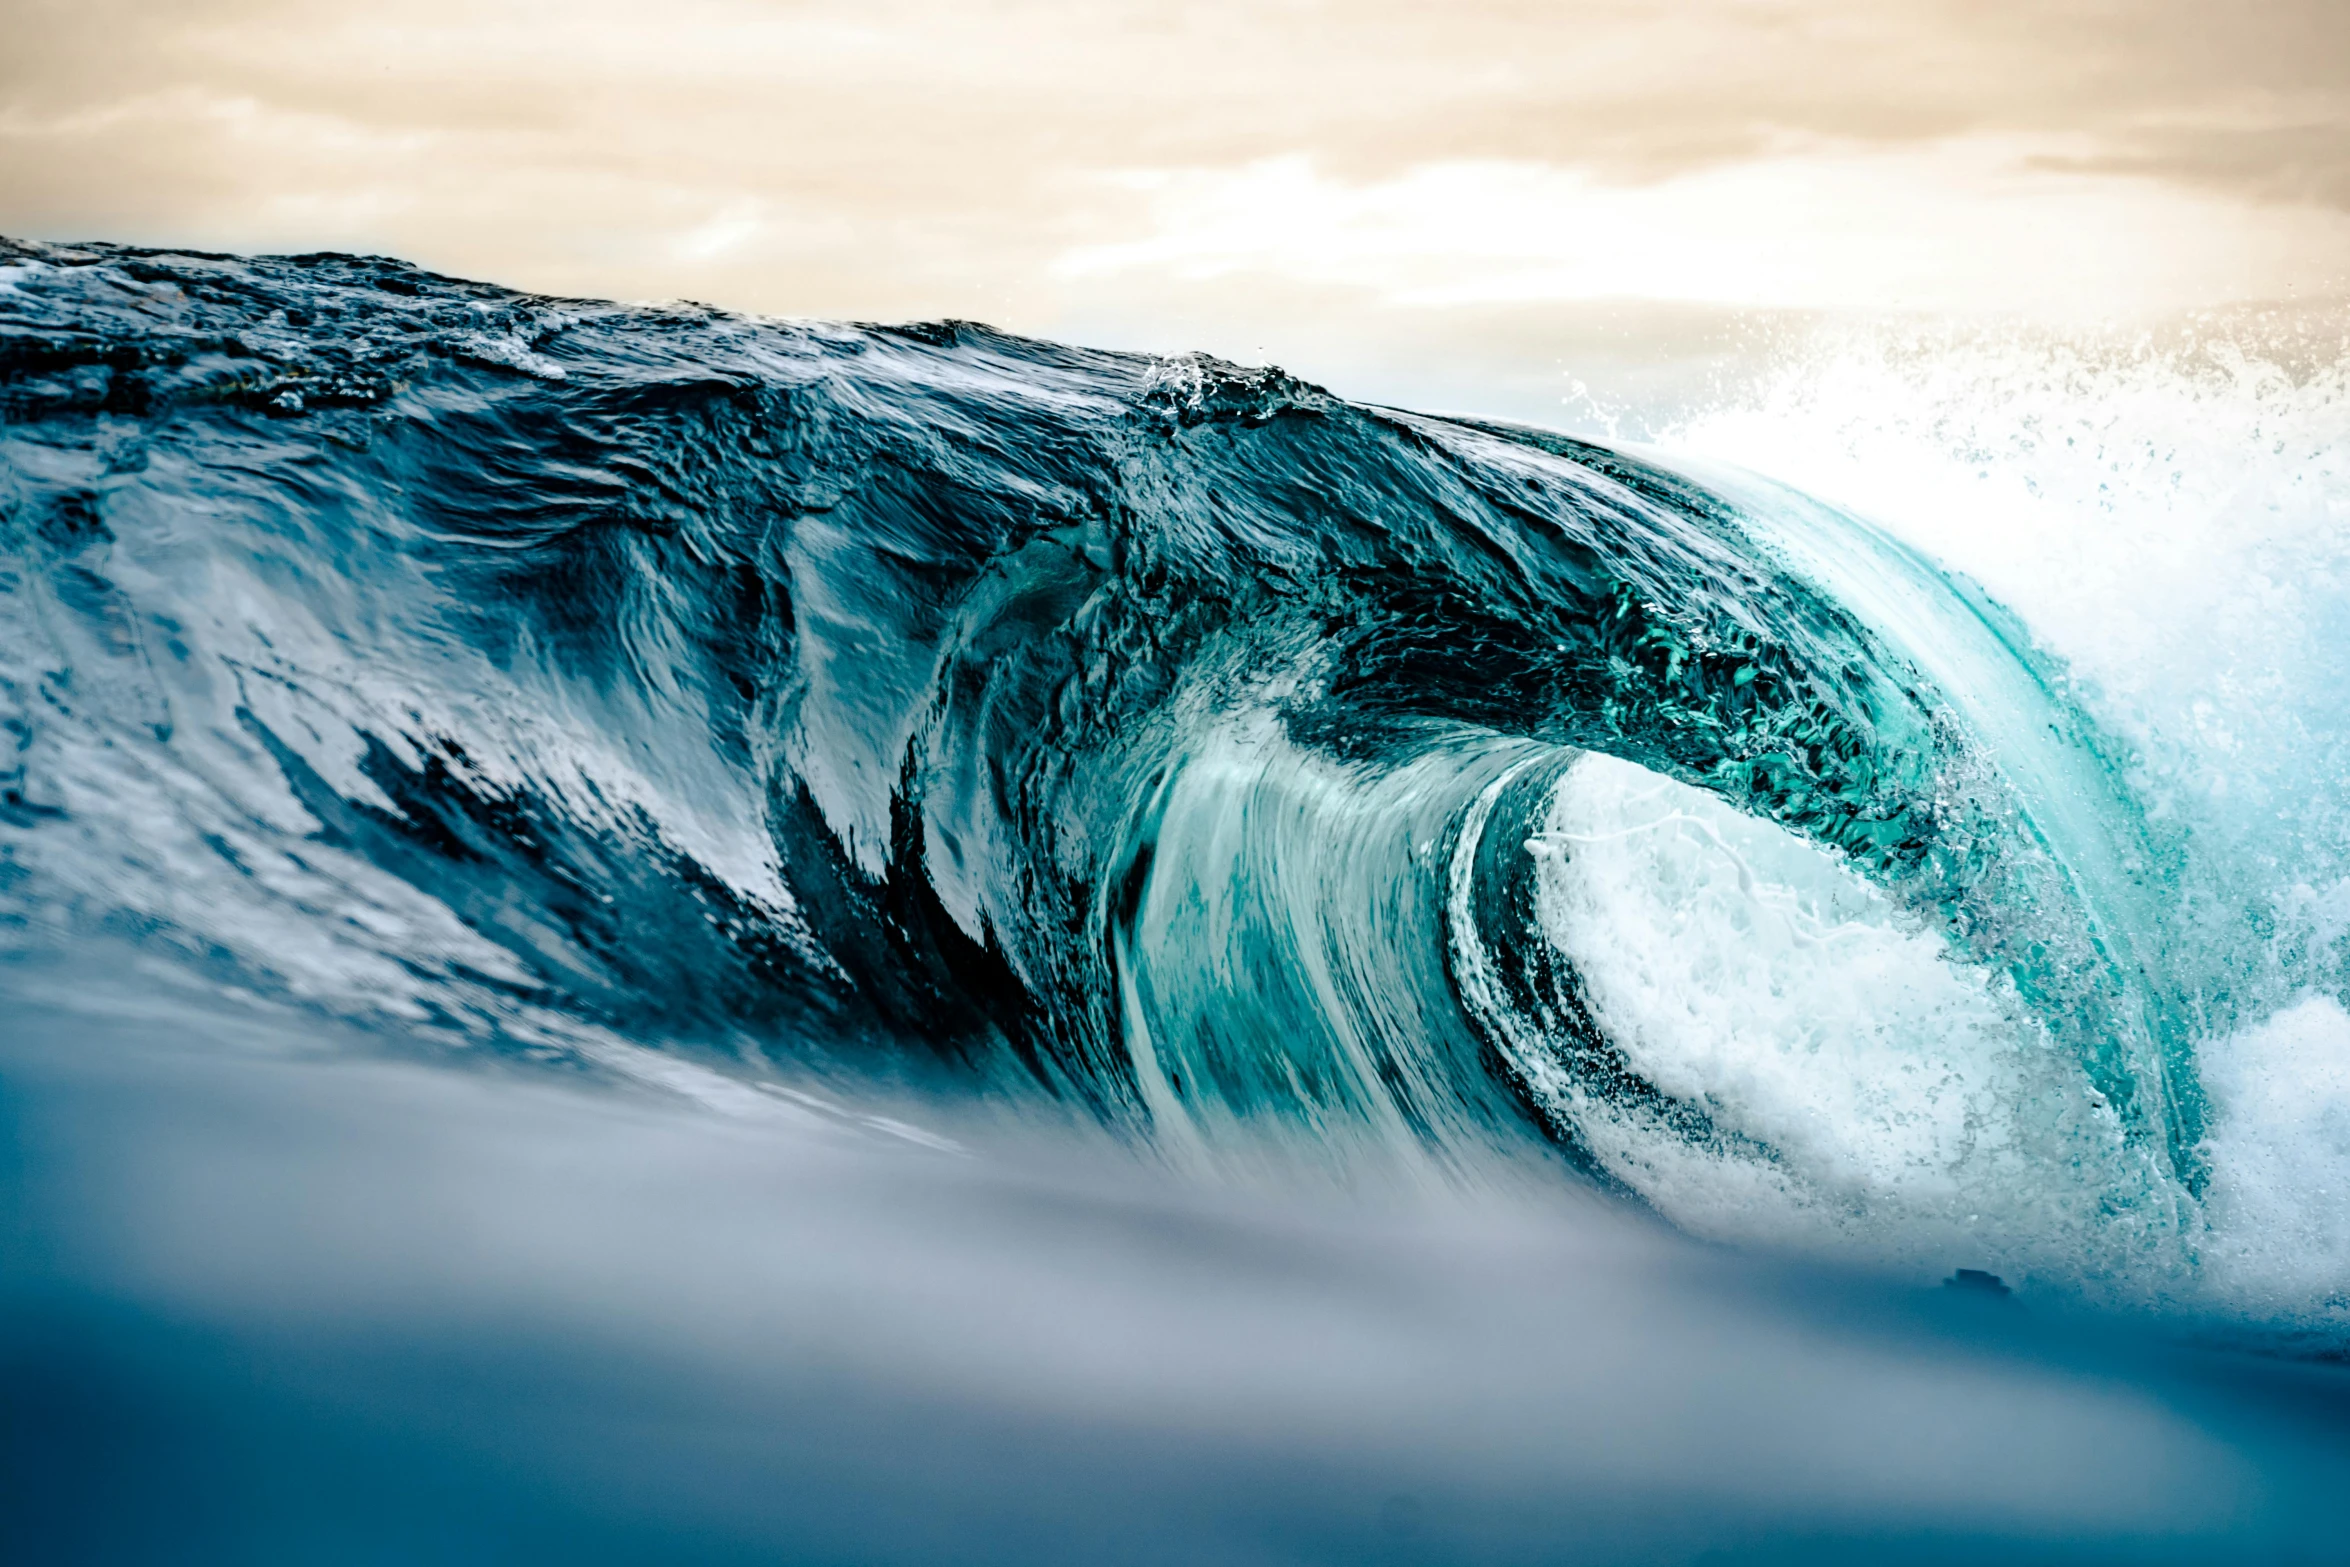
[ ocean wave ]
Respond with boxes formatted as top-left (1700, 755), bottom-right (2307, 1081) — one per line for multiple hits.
top-left (4, 239), bottom-right (2344, 1321)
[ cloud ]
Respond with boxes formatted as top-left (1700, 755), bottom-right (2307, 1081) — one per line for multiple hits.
top-left (1056, 143), bottom-right (2350, 319)
top-left (2, 0), bottom-right (2342, 403)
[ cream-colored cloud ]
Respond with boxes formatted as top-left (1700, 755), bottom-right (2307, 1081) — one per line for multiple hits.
top-left (1058, 142), bottom-right (2350, 319)
top-left (3, 0), bottom-right (2343, 410)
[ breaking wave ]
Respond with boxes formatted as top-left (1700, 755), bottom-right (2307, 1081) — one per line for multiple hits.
top-left (4, 241), bottom-right (2346, 1322)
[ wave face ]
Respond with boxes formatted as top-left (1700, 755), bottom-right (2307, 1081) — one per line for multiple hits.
top-left (1, 241), bottom-right (2339, 1310)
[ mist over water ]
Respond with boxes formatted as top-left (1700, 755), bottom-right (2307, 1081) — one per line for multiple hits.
top-left (4, 239), bottom-right (2350, 1561)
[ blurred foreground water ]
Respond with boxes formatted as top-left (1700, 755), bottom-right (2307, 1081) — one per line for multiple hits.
top-left (11, 987), bottom-right (2350, 1565)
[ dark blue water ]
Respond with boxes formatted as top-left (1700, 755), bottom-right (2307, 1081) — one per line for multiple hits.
top-left (5, 237), bottom-right (2350, 1563)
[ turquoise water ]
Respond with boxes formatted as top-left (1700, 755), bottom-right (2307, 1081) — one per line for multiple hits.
top-left (4, 239), bottom-right (2350, 1560)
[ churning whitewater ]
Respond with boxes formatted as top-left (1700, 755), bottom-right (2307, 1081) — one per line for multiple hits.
top-left (2, 240), bottom-right (2344, 1323)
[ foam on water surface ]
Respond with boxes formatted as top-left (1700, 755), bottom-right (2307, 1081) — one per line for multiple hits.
top-left (1525, 752), bottom-right (2167, 1282)
top-left (1593, 321), bottom-right (2350, 1309)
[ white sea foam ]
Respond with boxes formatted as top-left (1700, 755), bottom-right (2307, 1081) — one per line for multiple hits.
top-left (1540, 323), bottom-right (2350, 1309)
top-left (2197, 995), bottom-right (2350, 1319)
top-left (1526, 752), bottom-right (2174, 1289)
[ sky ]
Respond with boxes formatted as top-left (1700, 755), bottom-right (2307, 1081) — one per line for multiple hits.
top-left (5, 0), bottom-right (2348, 421)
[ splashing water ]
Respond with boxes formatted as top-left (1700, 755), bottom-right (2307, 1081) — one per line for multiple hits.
top-left (1644, 322), bottom-right (2350, 1318)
